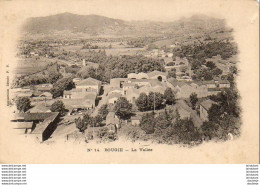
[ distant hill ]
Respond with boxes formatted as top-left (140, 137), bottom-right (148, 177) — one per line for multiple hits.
top-left (23, 13), bottom-right (127, 36)
top-left (22, 13), bottom-right (229, 38)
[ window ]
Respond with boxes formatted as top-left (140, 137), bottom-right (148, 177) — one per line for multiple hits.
top-left (157, 76), bottom-right (162, 82)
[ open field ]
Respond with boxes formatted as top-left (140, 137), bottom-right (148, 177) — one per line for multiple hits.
top-left (13, 57), bottom-right (53, 76)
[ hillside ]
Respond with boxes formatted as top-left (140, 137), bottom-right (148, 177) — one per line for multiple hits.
top-left (22, 13), bottom-right (230, 39)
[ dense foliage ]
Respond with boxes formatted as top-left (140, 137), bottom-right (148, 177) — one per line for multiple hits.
top-left (98, 104), bottom-right (109, 120)
top-left (164, 88), bottom-right (176, 105)
top-left (13, 63), bottom-right (62, 88)
top-left (50, 100), bottom-right (66, 115)
top-left (50, 77), bottom-right (75, 98)
top-left (15, 97), bottom-right (31, 113)
top-left (189, 93), bottom-right (198, 109)
top-left (76, 51), bottom-right (165, 82)
top-left (139, 110), bottom-right (202, 145)
top-left (114, 97), bottom-right (132, 120)
top-left (135, 92), bottom-right (166, 112)
top-left (75, 113), bottom-right (104, 133)
top-left (202, 88), bottom-right (240, 140)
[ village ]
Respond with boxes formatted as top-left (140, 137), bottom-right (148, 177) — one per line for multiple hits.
top-left (10, 52), bottom-right (235, 145)
top-left (9, 13), bottom-right (240, 146)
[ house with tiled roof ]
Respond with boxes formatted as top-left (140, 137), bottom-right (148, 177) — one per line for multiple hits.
top-left (207, 88), bottom-right (222, 96)
top-left (108, 87), bottom-right (124, 96)
top-left (11, 112), bottom-right (60, 142)
top-left (39, 92), bottom-right (53, 100)
top-left (110, 78), bottom-right (128, 88)
top-left (200, 99), bottom-right (216, 122)
top-left (35, 84), bottom-right (53, 93)
top-left (168, 80), bottom-right (208, 99)
top-left (27, 103), bottom-right (51, 113)
top-left (106, 112), bottom-right (120, 132)
top-left (127, 72), bottom-right (149, 79)
top-left (147, 70), bottom-right (167, 82)
top-left (63, 96), bottom-right (96, 110)
top-left (108, 93), bottom-right (122, 104)
top-left (217, 80), bottom-right (230, 88)
top-left (202, 81), bottom-right (216, 88)
top-left (124, 88), bottom-right (140, 104)
top-left (76, 77), bottom-right (101, 94)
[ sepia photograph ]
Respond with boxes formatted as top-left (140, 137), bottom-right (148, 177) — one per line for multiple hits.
top-left (0, 0), bottom-right (259, 164)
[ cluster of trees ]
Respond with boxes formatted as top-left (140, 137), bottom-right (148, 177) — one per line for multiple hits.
top-left (50, 77), bottom-right (75, 98)
top-left (202, 88), bottom-right (240, 140)
top-left (15, 97), bottom-right (31, 113)
top-left (76, 97), bottom-right (132, 134)
top-left (135, 88), bottom-right (176, 112)
top-left (50, 100), bottom-right (66, 116)
top-left (192, 61), bottom-right (223, 81)
top-left (75, 51), bottom-right (165, 83)
top-left (77, 66), bottom-right (107, 82)
top-left (173, 40), bottom-right (237, 62)
top-left (139, 110), bottom-right (201, 145)
top-left (114, 97), bottom-right (133, 120)
top-left (127, 37), bottom-right (159, 48)
top-left (13, 63), bottom-right (62, 88)
top-left (65, 65), bottom-right (81, 74)
top-left (98, 104), bottom-right (109, 120)
top-left (171, 40), bottom-right (237, 81)
top-left (75, 114), bottom-right (104, 133)
top-left (75, 103), bottom-right (111, 133)
top-left (75, 97), bottom-right (132, 134)
top-left (97, 127), bottom-right (117, 141)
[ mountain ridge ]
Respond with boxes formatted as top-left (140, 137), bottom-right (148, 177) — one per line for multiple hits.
top-left (22, 13), bottom-right (227, 38)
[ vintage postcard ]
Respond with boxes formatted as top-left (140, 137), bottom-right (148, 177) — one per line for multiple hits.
top-left (0, 0), bottom-right (259, 163)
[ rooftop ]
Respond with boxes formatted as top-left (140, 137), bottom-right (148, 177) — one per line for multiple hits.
top-left (76, 77), bottom-right (101, 86)
top-left (200, 99), bottom-right (216, 111)
top-left (108, 92), bottom-right (122, 99)
top-left (27, 103), bottom-right (51, 113)
top-left (147, 70), bottom-right (167, 77)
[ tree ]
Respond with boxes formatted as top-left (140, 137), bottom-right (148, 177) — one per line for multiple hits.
top-left (114, 97), bottom-right (132, 120)
top-left (93, 115), bottom-right (103, 127)
top-left (50, 87), bottom-right (63, 98)
top-left (135, 93), bottom-right (148, 111)
top-left (75, 114), bottom-right (93, 133)
top-left (206, 61), bottom-right (216, 70)
top-left (48, 72), bottom-right (62, 84)
top-left (172, 119), bottom-right (201, 144)
top-left (164, 88), bottom-right (176, 105)
top-left (154, 110), bottom-right (173, 133)
top-left (50, 77), bottom-right (75, 98)
top-left (189, 93), bottom-right (198, 109)
top-left (147, 92), bottom-right (164, 110)
top-left (207, 103), bottom-right (222, 122)
top-left (139, 113), bottom-right (156, 134)
top-left (50, 100), bottom-right (66, 115)
top-left (75, 117), bottom-right (87, 133)
top-left (212, 68), bottom-right (223, 76)
top-left (98, 104), bottom-right (109, 120)
top-left (16, 97), bottom-right (31, 113)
